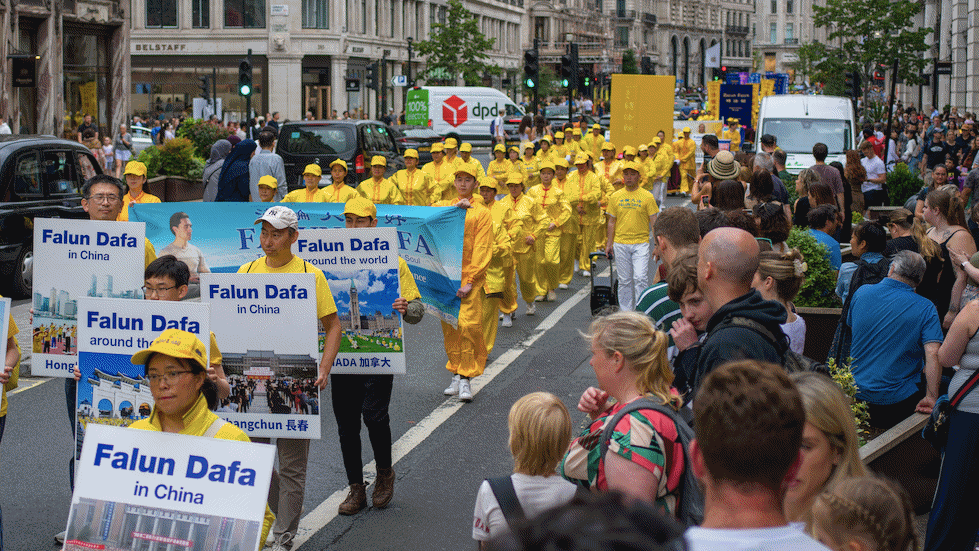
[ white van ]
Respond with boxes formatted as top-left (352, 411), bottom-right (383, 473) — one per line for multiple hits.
top-left (405, 86), bottom-right (524, 144)
top-left (756, 95), bottom-right (857, 174)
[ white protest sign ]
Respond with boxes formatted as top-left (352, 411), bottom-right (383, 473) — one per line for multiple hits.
top-left (0, 297), bottom-right (9, 364)
top-left (76, 297), bottom-right (210, 451)
top-left (67, 424), bottom-right (273, 551)
top-left (200, 272), bottom-right (321, 438)
top-left (33, 218), bottom-right (147, 377)
top-left (295, 227), bottom-right (406, 374)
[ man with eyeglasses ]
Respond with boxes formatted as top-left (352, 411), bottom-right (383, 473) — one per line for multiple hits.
top-left (238, 205), bottom-right (341, 551)
top-left (143, 255), bottom-right (230, 401)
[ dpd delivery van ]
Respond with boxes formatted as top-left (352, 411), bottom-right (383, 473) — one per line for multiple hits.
top-left (756, 95), bottom-right (857, 174)
top-left (406, 86), bottom-right (524, 144)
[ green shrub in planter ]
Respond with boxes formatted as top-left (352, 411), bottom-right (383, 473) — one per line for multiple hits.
top-left (785, 227), bottom-right (841, 308)
top-left (886, 162), bottom-right (924, 207)
top-left (176, 118), bottom-right (236, 159)
top-left (136, 145), bottom-right (162, 179)
top-left (158, 137), bottom-right (199, 180)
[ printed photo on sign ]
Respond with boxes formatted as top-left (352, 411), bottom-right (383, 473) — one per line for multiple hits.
top-left (76, 298), bottom-right (210, 447)
top-left (68, 424), bottom-right (274, 551)
top-left (295, 227), bottom-right (406, 375)
top-left (33, 218), bottom-right (147, 377)
top-left (200, 273), bottom-right (321, 439)
top-left (130, 202), bottom-right (466, 324)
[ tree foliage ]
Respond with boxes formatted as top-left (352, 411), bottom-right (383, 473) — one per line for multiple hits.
top-left (621, 50), bottom-right (638, 74)
top-left (812, 0), bottom-right (930, 105)
top-left (414, 0), bottom-right (501, 85)
top-left (788, 43), bottom-right (844, 95)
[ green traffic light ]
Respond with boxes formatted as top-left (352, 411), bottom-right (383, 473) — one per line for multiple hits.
top-left (561, 79), bottom-right (569, 87)
top-left (526, 79), bottom-right (535, 88)
top-left (240, 84), bottom-right (251, 96)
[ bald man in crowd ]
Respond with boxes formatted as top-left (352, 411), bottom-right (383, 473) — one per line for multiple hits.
top-left (672, 227), bottom-right (789, 398)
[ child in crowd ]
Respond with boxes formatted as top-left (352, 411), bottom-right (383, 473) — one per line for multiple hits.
top-left (809, 476), bottom-right (918, 551)
top-left (102, 136), bottom-right (115, 173)
top-left (472, 392), bottom-right (576, 547)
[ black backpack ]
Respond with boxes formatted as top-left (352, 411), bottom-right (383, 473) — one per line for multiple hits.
top-left (599, 398), bottom-right (704, 527)
top-left (711, 316), bottom-right (829, 375)
top-left (830, 256), bottom-right (890, 367)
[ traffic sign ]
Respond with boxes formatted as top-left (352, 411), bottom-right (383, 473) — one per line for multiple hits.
top-left (391, 75), bottom-right (408, 87)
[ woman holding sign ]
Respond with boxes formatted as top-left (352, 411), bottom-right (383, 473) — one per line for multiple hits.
top-left (128, 329), bottom-right (275, 545)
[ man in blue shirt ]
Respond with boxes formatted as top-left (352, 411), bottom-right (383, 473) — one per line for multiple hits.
top-left (847, 250), bottom-right (942, 430)
top-left (807, 204), bottom-right (842, 271)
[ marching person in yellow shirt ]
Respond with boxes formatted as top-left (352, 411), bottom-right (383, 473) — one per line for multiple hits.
top-left (358, 156), bottom-right (405, 205)
top-left (477, 176), bottom-right (513, 350)
top-left (595, 142), bottom-right (623, 189)
top-left (390, 149), bottom-right (434, 206)
top-left (551, 131), bottom-right (568, 161)
top-left (443, 137), bottom-right (461, 168)
top-left (566, 127), bottom-right (584, 157)
top-left (458, 143), bottom-right (486, 179)
top-left (566, 153), bottom-right (603, 276)
top-left (582, 123), bottom-right (605, 161)
top-left (257, 175), bottom-right (278, 202)
top-left (605, 161), bottom-right (659, 311)
top-left (282, 164), bottom-right (328, 202)
top-left (535, 136), bottom-right (555, 164)
top-left (674, 126), bottom-right (697, 194)
top-left (649, 137), bottom-right (673, 208)
top-left (551, 158), bottom-right (579, 288)
top-left (434, 164), bottom-right (493, 403)
top-left (721, 118), bottom-right (742, 152)
top-left (637, 144), bottom-right (655, 192)
top-left (321, 160), bottom-right (360, 203)
top-left (515, 142), bottom-right (541, 189)
top-left (507, 145), bottom-right (521, 165)
top-left (498, 173), bottom-right (540, 317)
top-left (486, 144), bottom-right (513, 189)
top-left (621, 145), bottom-right (645, 189)
top-left (422, 143), bottom-right (455, 203)
top-left (527, 161), bottom-right (571, 302)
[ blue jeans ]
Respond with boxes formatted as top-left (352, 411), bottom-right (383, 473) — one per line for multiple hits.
top-left (924, 409), bottom-right (979, 550)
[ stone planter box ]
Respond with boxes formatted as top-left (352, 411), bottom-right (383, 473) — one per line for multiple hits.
top-left (796, 306), bottom-right (841, 363)
top-left (859, 413), bottom-right (939, 515)
top-left (145, 175), bottom-right (204, 202)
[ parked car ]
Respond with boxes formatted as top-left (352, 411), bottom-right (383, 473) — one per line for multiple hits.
top-left (129, 125), bottom-right (154, 156)
top-left (389, 125), bottom-right (442, 164)
top-left (275, 120), bottom-right (406, 190)
top-left (0, 136), bottom-right (102, 297)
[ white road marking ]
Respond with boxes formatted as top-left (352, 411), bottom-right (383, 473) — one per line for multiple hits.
top-left (291, 285), bottom-right (591, 549)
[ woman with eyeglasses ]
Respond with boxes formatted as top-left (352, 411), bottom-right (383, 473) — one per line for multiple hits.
top-left (129, 329), bottom-right (274, 542)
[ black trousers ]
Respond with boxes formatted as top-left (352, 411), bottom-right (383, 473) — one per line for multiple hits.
top-left (331, 374), bottom-right (394, 485)
top-left (868, 389), bottom-right (923, 431)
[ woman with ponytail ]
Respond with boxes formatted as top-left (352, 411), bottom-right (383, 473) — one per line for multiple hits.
top-left (922, 188), bottom-right (976, 323)
top-left (836, 221), bottom-right (888, 303)
top-left (753, 249), bottom-right (808, 354)
top-left (560, 311), bottom-right (685, 517)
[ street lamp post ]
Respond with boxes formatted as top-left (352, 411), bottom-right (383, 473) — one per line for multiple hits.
top-left (405, 37), bottom-right (414, 122)
top-left (407, 37), bottom-right (414, 87)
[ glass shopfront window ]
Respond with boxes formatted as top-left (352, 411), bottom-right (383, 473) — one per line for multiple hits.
top-left (63, 30), bottom-right (110, 140)
top-left (131, 60), bottom-right (265, 124)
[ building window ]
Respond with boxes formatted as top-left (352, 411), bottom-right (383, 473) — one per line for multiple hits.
top-left (374, 0), bottom-right (380, 35)
top-left (787, 0), bottom-right (793, 14)
top-left (534, 17), bottom-right (548, 42)
top-left (770, 0), bottom-right (776, 14)
top-left (415, 2), bottom-right (423, 39)
top-left (303, 0), bottom-right (330, 28)
top-left (786, 23), bottom-right (794, 41)
top-left (770, 22), bottom-right (777, 43)
top-left (615, 26), bottom-right (629, 48)
top-left (192, 0), bottom-right (209, 28)
top-left (362, 0), bottom-right (368, 32)
top-left (146, 0), bottom-right (178, 28)
top-left (225, 0), bottom-right (265, 27)
top-left (390, 0), bottom-right (396, 37)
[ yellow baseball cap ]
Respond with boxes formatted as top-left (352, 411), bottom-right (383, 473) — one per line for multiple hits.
top-left (601, 142), bottom-right (615, 151)
top-left (478, 176), bottom-right (500, 192)
top-left (538, 161), bottom-right (556, 173)
top-left (343, 195), bottom-right (377, 219)
top-left (554, 131), bottom-right (565, 139)
top-left (493, 144), bottom-right (506, 153)
top-left (592, 123), bottom-right (601, 130)
top-left (638, 144), bottom-right (648, 152)
top-left (509, 146), bottom-right (520, 154)
top-left (370, 155), bottom-right (387, 167)
top-left (554, 157), bottom-right (570, 169)
top-left (303, 163), bottom-right (322, 176)
top-left (444, 137), bottom-right (458, 148)
top-left (621, 160), bottom-right (642, 174)
top-left (131, 329), bottom-right (207, 371)
top-left (574, 154), bottom-right (589, 165)
top-left (622, 145), bottom-right (637, 156)
top-left (506, 173), bottom-right (526, 186)
top-left (404, 149), bottom-right (419, 159)
top-left (455, 163), bottom-right (478, 178)
top-left (683, 127), bottom-right (691, 133)
top-left (124, 161), bottom-right (147, 177)
top-left (330, 159), bottom-right (349, 172)
top-left (540, 135), bottom-right (552, 143)
top-left (522, 141), bottom-right (534, 151)
top-left (460, 142), bottom-right (473, 152)
top-left (651, 137), bottom-right (663, 145)
top-left (431, 143), bottom-right (445, 153)
top-left (258, 175), bottom-right (278, 189)
top-left (572, 128), bottom-right (582, 136)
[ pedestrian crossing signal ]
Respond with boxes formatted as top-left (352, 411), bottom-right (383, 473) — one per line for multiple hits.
top-left (238, 59), bottom-right (253, 97)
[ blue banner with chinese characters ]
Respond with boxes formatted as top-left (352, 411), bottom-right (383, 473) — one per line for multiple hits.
top-left (719, 85), bottom-right (754, 130)
top-left (130, 203), bottom-right (466, 325)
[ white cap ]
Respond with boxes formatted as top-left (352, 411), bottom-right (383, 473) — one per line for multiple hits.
top-left (254, 205), bottom-right (299, 230)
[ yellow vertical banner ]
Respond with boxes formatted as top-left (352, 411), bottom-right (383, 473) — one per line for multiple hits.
top-left (751, 83), bottom-right (761, 129)
top-left (79, 81), bottom-right (98, 120)
top-left (610, 74), bottom-right (676, 148)
top-left (706, 81), bottom-right (721, 119)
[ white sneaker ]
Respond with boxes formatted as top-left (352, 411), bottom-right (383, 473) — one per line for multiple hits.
top-left (581, 270), bottom-right (591, 277)
top-left (458, 378), bottom-right (473, 402)
top-left (546, 290), bottom-right (557, 302)
top-left (55, 531), bottom-right (66, 544)
top-left (501, 313), bottom-right (513, 327)
top-left (558, 283), bottom-right (569, 290)
top-left (534, 295), bottom-right (545, 302)
top-left (526, 303), bottom-right (536, 316)
top-left (499, 312), bottom-right (504, 320)
top-left (443, 374), bottom-right (461, 396)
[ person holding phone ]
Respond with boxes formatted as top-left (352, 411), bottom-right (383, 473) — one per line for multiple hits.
top-left (692, 151), bottom-right (741, 210)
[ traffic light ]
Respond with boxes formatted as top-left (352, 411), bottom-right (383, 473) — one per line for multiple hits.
top-left (844, 71), bottom-right (861, 98)
top-left (524, 48), bottom-right (539, 88)
top-left (198, 76), bottom-right (210, 100)
top-left (366, 62), bottom-right (378, 91)
top-left (238, 59), bottom-right (252, 96)
top-left (641, 56), bottom-right (653, 75)
top-left (581, 69), bottom-right (591, 87)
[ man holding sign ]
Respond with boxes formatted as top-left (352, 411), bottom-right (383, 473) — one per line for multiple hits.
top-left (239, 205), bottom-right (341, 551)
top-left (333, 196), bottom-right (425, 515)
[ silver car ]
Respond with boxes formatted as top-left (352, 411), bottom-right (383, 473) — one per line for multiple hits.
top-left (129, 125), bottom-right (154, 155)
